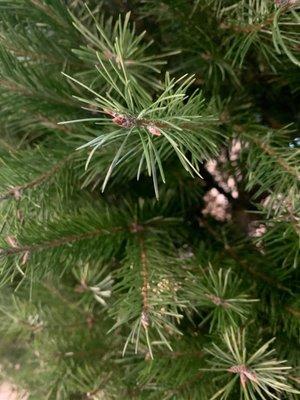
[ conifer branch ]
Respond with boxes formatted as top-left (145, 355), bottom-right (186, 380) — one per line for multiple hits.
top-left (201, 220), bottom-right (292, 293)
top-left (285, 306), bottom-right (300, 317)
top-left (0, 153), bottom-right (74, 202)
top-left (250, 136), bottom-right (300, 180)
top-left (42, 282), bottom-right (91, 318)
top-left (0, 79), bottom-right (33, 98)
top-left (0, 44), bottom-right (64, 66)
top-left (221, 13), bottom-right (276, 34)
top-left (139, 236), bottom-right (150, 330)
top-left (29, 0), bottom-right (67, 28)
top-left (63, 69), bottom-right (221, 196)
top-left (0, 78), bottom-right (74, 107)
top-left (204, 328), bottom-right (299, 399)
top-left (102, 108), bottom-right (215, 133)
top-left (0, 1), bottom-right (298, 398)
top-left (168, 372), bottom-right (204, 398)
top-left (0, 227), bottom-right (124, 257)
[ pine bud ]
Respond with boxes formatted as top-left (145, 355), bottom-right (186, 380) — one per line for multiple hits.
top-left (21, 251), bottom-right (30, 265)
top-left (112, 114), bottom-right (135, 128)
top-left (228, 364), bottom-right (258, 388)
top-left (103, 109), bottom-right (135, 128)
top-left (12, 188), bottom-right (21, 200)
top-left (147, 124), bottom-right (161, 137)
top-left (5, 236), bottom-right (18, 248)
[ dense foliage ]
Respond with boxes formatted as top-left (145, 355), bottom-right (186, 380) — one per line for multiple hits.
top-left (0, 1), bottom-right (299, 399)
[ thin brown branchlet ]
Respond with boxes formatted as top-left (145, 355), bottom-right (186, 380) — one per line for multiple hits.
top-left (103, 109), bottom-right (162, 136)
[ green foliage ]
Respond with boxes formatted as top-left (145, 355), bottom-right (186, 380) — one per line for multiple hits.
top-left (204, 328), bottom-right (299, 400)
top-left (222, 0), bottom-right (300, 68)
top-left (71, 5), bottom-right (172, 89)
top-left (62, 69), bottom-right (220, 198)
top-left (0, 0), bottom-right (299, 399)
top-left (184, 264), bottom-right (258, 331)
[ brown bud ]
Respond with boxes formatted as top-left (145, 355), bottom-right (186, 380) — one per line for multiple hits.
top-left (130, 222), bottom-right (144, 233)
top-left (141, 310), bottom-right (150, 328)
top-left (147, 124), bottom-right (161, 137)
top-left (6, 236), bottom-right (18, 248)
top-left (12, 188), bottom-right (21, 200)
top-left (21, 251), bottom-right (30, 265)
top-left (112, 114), bottom-right (135, 128)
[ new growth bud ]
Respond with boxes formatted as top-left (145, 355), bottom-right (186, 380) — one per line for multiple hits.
top-left (104, 109), bottom-right (162, 136)
top-left (146, 124), bottom-right (161, 137)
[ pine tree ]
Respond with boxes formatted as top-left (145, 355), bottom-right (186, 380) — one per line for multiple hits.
top-left (0, 0), bottom-right (299, 399)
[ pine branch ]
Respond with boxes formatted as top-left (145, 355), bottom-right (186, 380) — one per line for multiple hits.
top-left (203, 327), bottom-right (299, 400)
top-left (0, 227), bottom-right (124, 257)
top-left (63, 69), bottom-right (221, 197)
top-left (285, 306), bottom-right (300, 317)
top-left (233, 125), bottom-right (300, 217)
top-left (167, 372), bottom-right (204, 398)
top-left (42, 282), bottom-right (93, 318)
top-left (0, 1), bottom-right (298, 398)
top-left (0, 77), bottom-right (75, 107)
top-left (185, 264), bottom-right (258, 332)
top-left (29, 0), bottom-right (68, 28)
top-left (221, 14), bottom-right (275, 34)
top-left (250, 135), bottom-right (300, 180)
top-left (222, 0), bottom-right (300, 67)
top-left (0, 153), bottom-right (74, 202)
top-left (201, 220), bottom-right (292, 293)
